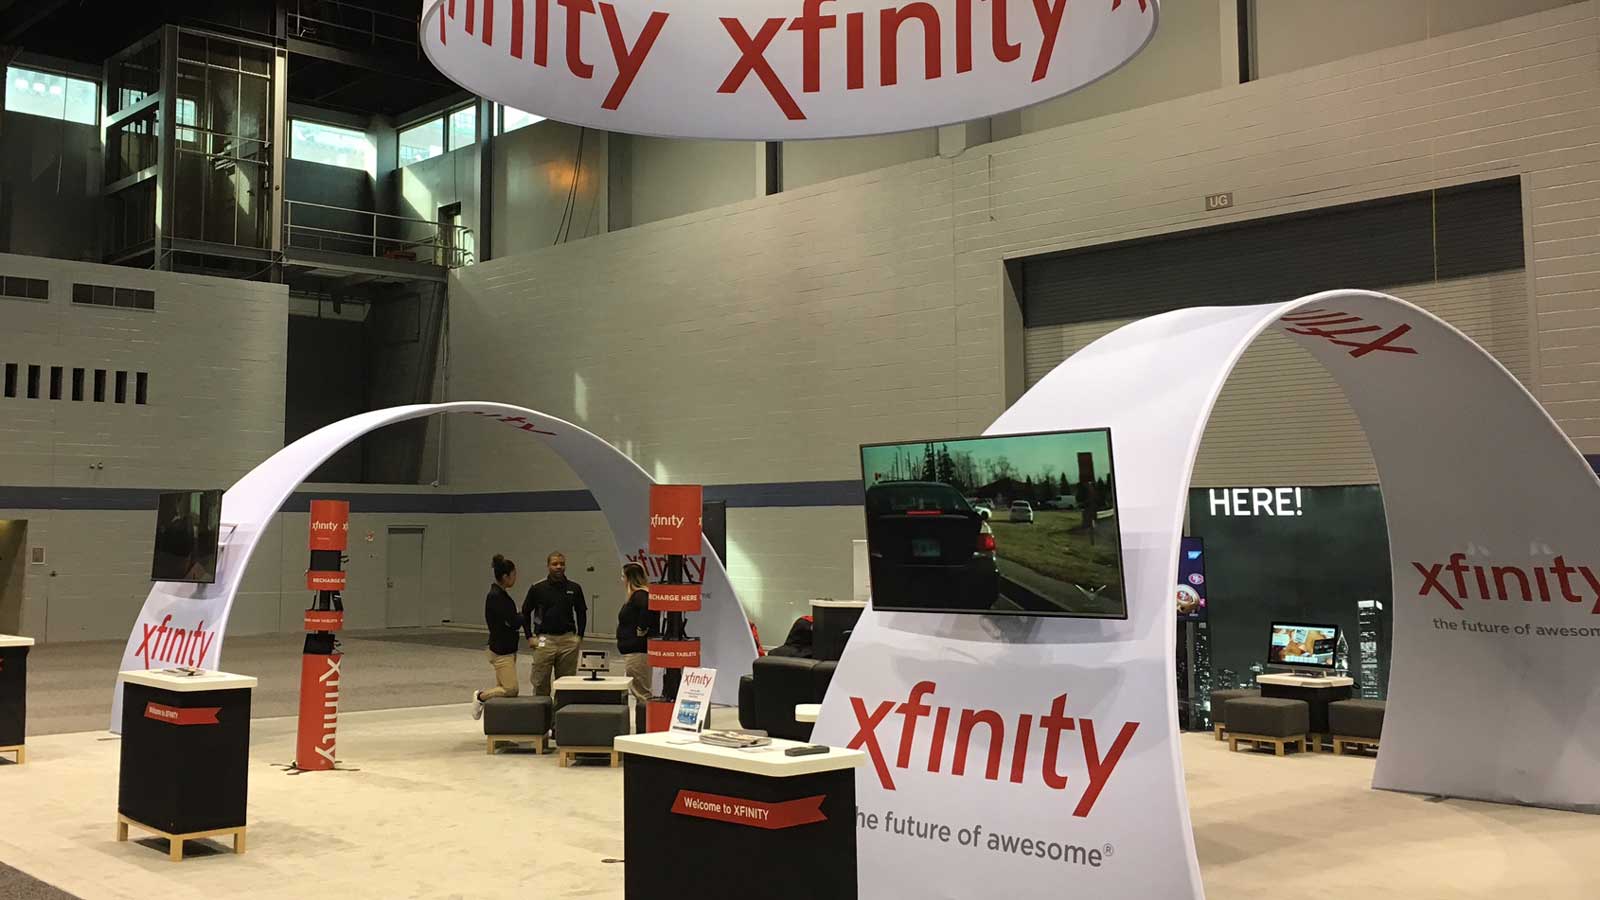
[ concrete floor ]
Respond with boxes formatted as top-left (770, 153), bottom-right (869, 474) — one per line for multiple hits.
top-left (1, 710), bottom-right (1595, 900)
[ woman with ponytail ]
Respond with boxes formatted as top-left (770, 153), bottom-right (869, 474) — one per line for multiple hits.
top-left (472, 554), bottom-right (525, 720)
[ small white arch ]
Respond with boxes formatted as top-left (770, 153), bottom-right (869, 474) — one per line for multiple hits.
top-left (113, 402), bottom-right (757, 728)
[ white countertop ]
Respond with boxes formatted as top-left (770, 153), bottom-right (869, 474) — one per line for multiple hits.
top-left (1256, 674), bottom-right (1355, 689)
top-left (553, 675), bottom-right (632, 691)
top-left (119, 670), bottom-right (259, 692)
top-left (0, 634), bottom-right (35, 648)
top-left (810, 599), bottom-right (867, 609)
top-left (795, 703), bottom-right (820, 723)
top-left (616, 732), bottom-right (864, 778)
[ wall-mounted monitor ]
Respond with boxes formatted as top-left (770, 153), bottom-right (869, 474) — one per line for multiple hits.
top-left (151, 490), bottom-right (222, 584)
top-left (1177, 536), bottom-right (1207, 621)
top-left (1267, 622), bottom-right (1339, 669)
top-left (858, 428), bottom-right (1125, 619)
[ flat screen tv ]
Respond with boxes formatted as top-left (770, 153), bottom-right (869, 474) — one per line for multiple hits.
top-left (151, 490), bottom-right (223, 584)
top-left (1177, 536), bottom-right (1207, 621)
top-left (1267, 622), bottom-right (1339, 669)
top-left (858, 428), bottom-right (1126, 619)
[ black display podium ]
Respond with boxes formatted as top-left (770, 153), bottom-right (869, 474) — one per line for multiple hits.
top-left (616, 733), bottom-right (863, 900)
top-left (116, 670), bottom-right (256, 861)
top-left (0, 635), bottom-right (32, 764)
top-left (1257, 673), bottom-right (1355, 743)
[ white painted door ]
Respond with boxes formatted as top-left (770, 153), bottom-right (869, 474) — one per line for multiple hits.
top-left (385, 527), bottom-right (425, 628)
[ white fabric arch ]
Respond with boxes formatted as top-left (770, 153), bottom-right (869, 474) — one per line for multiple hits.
top-left (113, 402), bottom-right (757, 729)
top-left (815, 290), bottom-right (1600, 899)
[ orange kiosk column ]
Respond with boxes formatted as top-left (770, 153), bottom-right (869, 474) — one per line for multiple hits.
top-left (295, 500), bottom-right (348, 771)
top-left (645, 485), bottom-right (702, 732)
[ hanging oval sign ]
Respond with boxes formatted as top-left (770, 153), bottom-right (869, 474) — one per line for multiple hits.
top-left (420, 0), bottom-right (1159, 141)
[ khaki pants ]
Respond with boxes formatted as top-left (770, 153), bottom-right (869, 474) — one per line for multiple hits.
top-left (529, 632), bottom-right (581, 697)
top-left (623, 652), bottom-right (652, 702)
top-left (481, 649), bottom-right (519, 700)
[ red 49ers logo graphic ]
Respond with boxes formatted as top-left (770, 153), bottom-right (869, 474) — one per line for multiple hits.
top-left (1279, 308), bottom-right (1419, 359)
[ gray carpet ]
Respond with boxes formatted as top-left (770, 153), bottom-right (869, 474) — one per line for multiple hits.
top-left (0, 862), bottom-right (79, 899)
top-left (22, 627), bottom-right (637, 736)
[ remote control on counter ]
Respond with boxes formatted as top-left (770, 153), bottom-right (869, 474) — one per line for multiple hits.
top-left (785, 745), bottom-right (830, 757)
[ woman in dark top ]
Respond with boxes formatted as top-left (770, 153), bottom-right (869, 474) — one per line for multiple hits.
top-left (616, 563), bottom-right (659, 702)
top-left (472, 554), bottom-right (524, 720)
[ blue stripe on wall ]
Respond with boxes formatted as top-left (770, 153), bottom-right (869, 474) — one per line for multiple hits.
top-left (0, 481), bottom-right (866, 514)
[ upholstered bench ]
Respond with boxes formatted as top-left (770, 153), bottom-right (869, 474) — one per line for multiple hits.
top-left (1209, 688), bottom-right (1261, 740)
top-left (483, 696), bottom-right (553, 755)
top-left (554, 703), bottom-right (629, 767)
top-left (1329, 699), bottom-right (1385, 756)
top-left (1225, 697), bottom-right (1309, 756)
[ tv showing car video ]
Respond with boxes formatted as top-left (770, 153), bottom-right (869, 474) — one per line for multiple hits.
top-left (1267, 623), bottom-right (1339, 668)
top-left (859, 428), bottom-right (1125, 619)
top-left (151, 490), bottom-right (223, 584)
top-left (1177, 537), bottom-right (1207, 621)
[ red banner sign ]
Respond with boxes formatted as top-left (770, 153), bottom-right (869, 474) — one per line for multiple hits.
top-left (648, 639), bottom-right (702, 668)
top-left (295, 653), bottom-right (342, 771)
top-left (144, 702), bottom-right (219, 726)
top-left (648, 485), bottom-right (702, 555)
top-left (648, 583), bottom-right (702, 612)
top-left (304, 610), bottom-right (344, 632)
top-left (672, 790), bottom-right (827, 830)
top-left (308, 500), bottom-right (350, 551)
top-left (306, 570), bottom-right (347, 591)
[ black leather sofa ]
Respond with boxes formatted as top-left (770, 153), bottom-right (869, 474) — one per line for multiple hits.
top-left (737, 656), bottom-right (836, 741)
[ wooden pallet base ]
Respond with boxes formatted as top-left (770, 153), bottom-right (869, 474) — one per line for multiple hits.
top-left (116, 813), bottom-right (246, 862)
top-left (0, 744), bottom-right (23, 765)
top-left (486, 734), bottom-right (548, 755)
top-left (1333, 735), bottom-right (1380, 756)
top-left (1213, 723), bottom-right (1226, 741)
top-left (1228, 732), bottom-right (1306, 757)
top-left (558, 746), bottom-right (621, 768)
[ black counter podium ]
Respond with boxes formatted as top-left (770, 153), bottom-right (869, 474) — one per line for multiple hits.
top-left (0, 635), bottom-right (33, 764)
top-left (1257, 673), bottom-right (1355, 747)
top-left (616, 732), bottom-right (864, 900)
top-left (116, 669), bottom-right (256, 861)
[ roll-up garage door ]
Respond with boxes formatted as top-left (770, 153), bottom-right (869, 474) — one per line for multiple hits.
top-left (1018, 178), bottom-right (1530, 487)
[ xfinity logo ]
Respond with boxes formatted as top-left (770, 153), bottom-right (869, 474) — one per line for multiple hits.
top-left (134, 615), bottom-right (217, 670)
top-left (848, 682), bottom-right (1139, 817)
top-left (310, 520), bottom-right (348, 533)
top-left (684, 670), bottom-right (714, 688)
top-left (315, 656), bottom-right (342, 764)
top-left (649, 513), bottom-right (686, 530)
top-left (1414, 552), bottom-right (1600, 614)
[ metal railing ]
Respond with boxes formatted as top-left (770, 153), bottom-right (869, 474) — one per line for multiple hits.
top-left (287, 0), bottom-right (420, 54)
top-left (284, 200), bottom-right (473, 268)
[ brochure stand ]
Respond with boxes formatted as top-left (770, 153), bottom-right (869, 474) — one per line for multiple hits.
top-left (116, 669), bottom-right (255, 861)
top-left (0, 635), bottom-right (33, 764)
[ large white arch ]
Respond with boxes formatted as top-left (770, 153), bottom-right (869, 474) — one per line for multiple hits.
top-left (113, 402), bottom-right (758, 729)
top-left (815, 290), bottom-right (1600, 899)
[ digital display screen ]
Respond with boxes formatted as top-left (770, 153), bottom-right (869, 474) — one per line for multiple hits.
top-left (1267, 623), bottom-right (1339, 668)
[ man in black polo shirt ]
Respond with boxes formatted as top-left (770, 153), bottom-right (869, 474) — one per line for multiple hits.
top-left (522, 551), bottom-right (587, 697)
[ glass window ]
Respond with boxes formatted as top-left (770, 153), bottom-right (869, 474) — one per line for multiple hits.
top-left (501, 105), bottom-right (545, 133)
top-left (448, 105), bottom-right (476, 150)
top-left (399, 118), bottom-right (444, 166)
top-left (291, 119), bottom-right (376, 175)
top-left (5, 66), bottom-right (98, 125)
top-left (175, 98), bottom-right (198, 145)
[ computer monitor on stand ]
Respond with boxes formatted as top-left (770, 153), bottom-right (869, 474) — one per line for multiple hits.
top-left (1266, 622), bottom-right (1339, 678)
top-left (579, 649), bottom-right (609, 681)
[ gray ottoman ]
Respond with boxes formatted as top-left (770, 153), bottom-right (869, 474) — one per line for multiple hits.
top-left (1225, 697), bottom-right (1309, 756)
top-left (554, 704), bottom-right (630, 767)
top-left (484, 696), bottom-right (554, 754)
top-left (1209, 689), bottom-right (1261, 740)
top-left (1329, 699), bottom-right (1385, 755)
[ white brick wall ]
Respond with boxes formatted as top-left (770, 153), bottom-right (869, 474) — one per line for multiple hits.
top-left (0, 253), bottom-right (288, 640)
top-left (445, 2), bottom-right (1600, 639)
